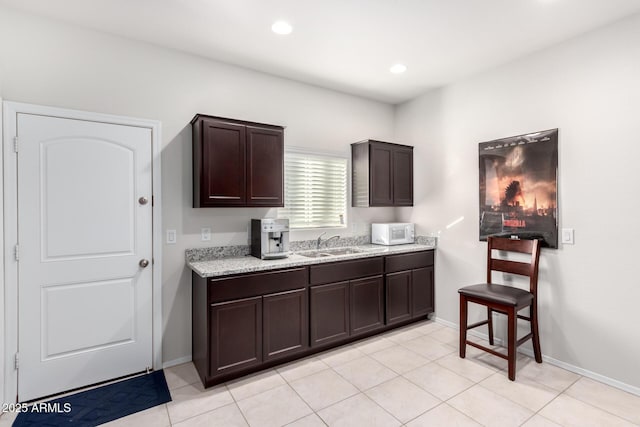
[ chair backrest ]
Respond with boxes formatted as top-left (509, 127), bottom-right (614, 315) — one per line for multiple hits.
top-left (486, 236), bottom-right (541, 294)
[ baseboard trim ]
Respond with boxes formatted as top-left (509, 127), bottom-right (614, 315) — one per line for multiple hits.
top-left (162, 355), bottom-right (192, 369)
top-left (433, 317), bottom-right (640, 397)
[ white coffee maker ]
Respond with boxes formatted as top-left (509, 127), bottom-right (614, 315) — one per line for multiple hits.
top-left (250, 218), bottom-right (290, 259)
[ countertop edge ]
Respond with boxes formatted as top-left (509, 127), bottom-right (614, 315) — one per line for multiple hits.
top-left (187, 244), bottom-right (435, 279)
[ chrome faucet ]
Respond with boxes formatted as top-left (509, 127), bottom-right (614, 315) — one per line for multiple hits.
top-left (316, 232), bottom-right (340, 249)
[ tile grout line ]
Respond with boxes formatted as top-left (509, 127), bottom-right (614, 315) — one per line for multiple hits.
top-left (282, 361), bottom-right (357, 420)
top-left (369, 352), bottom-right (431, 377)
top-left (400, 359), bottom-right (476, 404)
top-left (359, 373), bottom-right (439, 425)
top-left (528, 390), bottom-right (565, 426)
top-left (227, 369), bottom-right (289, 402)
top-left (222, 382), bottom-right (253, 427)
top-left (279, 369), bottom-right (325, 426)
top-left (169, 402), bottom-right (242, 427)
top-left (315, 342), bottom-right (447, 425)
top-left (286, 360), bottom-right (393, 418)
top-left (162, 403), bottom-right (171, 427)
top-left (277, 359), bottom-right (332, 384)
top-left (464, 381), bottom-right (533, 426)
top-left (165, 377), bottom-right (241, 426)
top-left (329, 353), bottom-right (398, 390)
top-left (402, 401), bottom-right (480, 427)
top-left (559, 384), bottom-right (640, 426)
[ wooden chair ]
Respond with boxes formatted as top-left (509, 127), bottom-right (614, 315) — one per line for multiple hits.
top-left (458, 236), bottom-right (542, 380)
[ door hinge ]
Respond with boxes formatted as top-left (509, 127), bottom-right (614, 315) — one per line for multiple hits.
top-left (14, 244), bottom-right (20, 261)
top-left (13, 136), bottom-right (19, 153)
top-left (14, 353), bottom-right (19, 370)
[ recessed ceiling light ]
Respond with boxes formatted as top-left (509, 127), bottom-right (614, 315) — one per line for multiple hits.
top-left (390, 63), bottom-right (407, 74)
top-left (272, 20), bottom-right (293, 35)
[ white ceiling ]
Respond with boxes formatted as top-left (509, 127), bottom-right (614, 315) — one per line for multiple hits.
top-left (3, 0), bottom-right (640, 104)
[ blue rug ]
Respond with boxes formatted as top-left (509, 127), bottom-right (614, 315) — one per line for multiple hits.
top-left (13, 370), bottom-right (172, 426)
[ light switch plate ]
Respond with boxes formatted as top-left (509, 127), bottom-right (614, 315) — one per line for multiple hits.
top-left (166, 229), bottom-right (176, 244)
top-left (561, 228), bottom-right (574, 244)
top-left (201, 227), bottom-right (211, 241)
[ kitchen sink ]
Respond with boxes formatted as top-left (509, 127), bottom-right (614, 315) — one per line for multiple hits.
top-left (296, 247), bottom-right (364, 258)
top-left (297, 251), bottom-right (332, 258)
top-left (322, 247), bottom-right (364, 255)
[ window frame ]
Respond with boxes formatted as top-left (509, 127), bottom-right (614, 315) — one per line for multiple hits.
top-left (278, 146), bottom-right (349, 230)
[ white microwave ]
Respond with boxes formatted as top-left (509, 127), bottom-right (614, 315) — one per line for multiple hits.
top-left (371, 223), bottom-right (415, 245)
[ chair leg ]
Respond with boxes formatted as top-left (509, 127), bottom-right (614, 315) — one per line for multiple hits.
top-left (507, 307), bottom-right (517, 381)
top-left (487, 307), bottom-right (494, 345)
top-left (531, 302), bottom-right (542, 363)
top-left (459, 295), bottom-right (468, 358)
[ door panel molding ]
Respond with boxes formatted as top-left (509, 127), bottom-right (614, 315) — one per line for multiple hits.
top-left (2, 101), bottom-right (162, 403)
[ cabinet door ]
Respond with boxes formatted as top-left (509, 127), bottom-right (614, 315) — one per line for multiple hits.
top-left (246, 126), bottom-right (284, 206)
top-left (310, 282), bottom-right (350, 347)
top-left (386, 271), bottom-right (412, 324)
top-left (369, 142), bottom-right (394, 206)
top-left (412, 267), bottom-right (434, 317)
top-left (200, 119), bottom-right (246, 206)
top-left (393, 146), bottom-right (413, 206)
top-left (263, 289), bottom-right (308, 362)
top-left (209, 296), bottom-right (262, 376)
top-left (350, 276), bottom-right (384, 336)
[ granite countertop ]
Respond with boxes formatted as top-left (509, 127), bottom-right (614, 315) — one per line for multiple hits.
top-left (187, 243), bottom-right (435, 278)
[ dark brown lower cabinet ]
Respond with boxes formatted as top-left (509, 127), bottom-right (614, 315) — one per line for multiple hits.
top-left (386, 265), bottom-right (434, 324)
top-left (310, 276), bottom-right (385, 347)
top-left (209, 296), bottom-right (262, 377)
top-left (263, 288), bottom-right (308, 362)
top-left (350, 276), bottom-right (384, 335)
top-left (386, 271), bottom-right (412, 324)
top-left (193, 250), bottom-right (435, 388)
top-left (310, 281), bottom-right (350, 347)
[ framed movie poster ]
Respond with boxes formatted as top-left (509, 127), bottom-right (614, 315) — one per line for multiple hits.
top-left (479, 129), bottom-right (558, 248)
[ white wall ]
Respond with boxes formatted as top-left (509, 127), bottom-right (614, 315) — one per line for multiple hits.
top-left (0, 7), bottom-right (396, 366)
top-left (395, 13), bottom-right (640, 391)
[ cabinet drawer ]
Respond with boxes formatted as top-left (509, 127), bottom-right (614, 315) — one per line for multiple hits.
top-left (385, 251), bottom-right (433, 273)
top-left (208, 267), bottom-right (308, 303)
top-left (309, 257), bottom-right (383, 285)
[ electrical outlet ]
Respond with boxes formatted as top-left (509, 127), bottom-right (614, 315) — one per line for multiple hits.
top-left (201, 227), bottom-right (211, 241)
top-left (166, 229), bottom-right (176, 244)
top-left (561, 228), bottom-right (574, 245)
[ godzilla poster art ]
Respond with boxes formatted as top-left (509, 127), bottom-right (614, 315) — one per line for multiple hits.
top-left (479, 129), bottom-right (558, 248)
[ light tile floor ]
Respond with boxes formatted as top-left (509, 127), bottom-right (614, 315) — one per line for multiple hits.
top-left (1, 320), bottom-right (639, 427)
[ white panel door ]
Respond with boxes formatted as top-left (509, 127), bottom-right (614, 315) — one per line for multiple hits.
top-left (17, 113), bottom-right (153, 401)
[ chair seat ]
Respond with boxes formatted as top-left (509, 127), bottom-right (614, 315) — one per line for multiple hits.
top-left (458, 283), bottom-right (533, 307)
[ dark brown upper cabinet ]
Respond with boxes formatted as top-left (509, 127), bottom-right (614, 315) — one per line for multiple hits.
top-left (351, 140), bottom-right (413, 207)
top-left (192, 114), bottom-right (284, 207)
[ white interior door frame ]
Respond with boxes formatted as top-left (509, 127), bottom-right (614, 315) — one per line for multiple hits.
top-left (2, 101), bottom-right (163, 403)
top-left (0, 97), bottom-right (5, 406)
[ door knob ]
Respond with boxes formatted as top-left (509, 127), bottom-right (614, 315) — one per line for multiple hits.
top-left (139, 259), bottom-right (150, 268)
top-left (139, 197), bottom-right (149, 205)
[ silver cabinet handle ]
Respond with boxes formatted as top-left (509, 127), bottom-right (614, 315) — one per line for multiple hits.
top-left (139, 197), bottom-right (149, 205)
top-left (139, 259), bottom-right (150, 268)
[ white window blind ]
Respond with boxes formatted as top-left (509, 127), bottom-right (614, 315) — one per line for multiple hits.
top-left (278, 150), bottom-right (347, 229)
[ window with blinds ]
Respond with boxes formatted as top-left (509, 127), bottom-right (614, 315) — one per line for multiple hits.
top-left (278, 150), bottom-right (348, 229)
